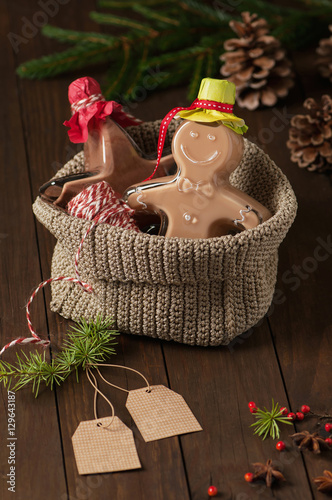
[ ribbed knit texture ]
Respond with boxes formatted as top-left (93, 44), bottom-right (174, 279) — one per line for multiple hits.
top-left (33, 120), bottom-right (297, 346)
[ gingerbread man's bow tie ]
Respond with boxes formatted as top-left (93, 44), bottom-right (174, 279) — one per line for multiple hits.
top-left (177, 177), bottom-right (214, 198)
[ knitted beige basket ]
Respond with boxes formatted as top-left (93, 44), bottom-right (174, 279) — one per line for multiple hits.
top-left (33, 120), bottom-right (297, 346)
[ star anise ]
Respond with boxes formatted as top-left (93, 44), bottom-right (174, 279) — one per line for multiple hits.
top-left (252, 459), bottom-right (286, 488)
top-left (290, 430), bottom-right (330, 454)
top-left (313, 470), bottom-right (332, 494)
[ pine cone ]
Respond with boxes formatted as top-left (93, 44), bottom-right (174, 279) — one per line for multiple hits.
top-left (317, 25), bottom-right (332, 82)
top-left (220, 12), bottom-right (294, 110)
top-left (287, 95), bottom-right (332, 172)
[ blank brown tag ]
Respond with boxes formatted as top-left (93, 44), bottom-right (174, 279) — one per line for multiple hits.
top-left (72, 416), bottom-right (141, 475)
top-left (126, 385), bottom-right (202, 442)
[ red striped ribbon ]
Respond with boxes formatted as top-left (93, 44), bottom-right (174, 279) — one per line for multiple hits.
top-left (143, 98), bottom-right (234, 182)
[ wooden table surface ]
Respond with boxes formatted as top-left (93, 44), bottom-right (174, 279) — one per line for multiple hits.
top-left (1, 1), bottom-right (332, 499)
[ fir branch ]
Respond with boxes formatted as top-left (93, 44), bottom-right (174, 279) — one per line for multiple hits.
top-left (133, 4), bottom-right (180, 27)
top-left (145, 44), bottom-right (222, 68)
top-left (103, 41), bottom-right (132, 97)
top-left (14, 352), bottom-right (70, 394)
top-left (149, 26), bottom-right (197, 53)
top-left (16, 1), bottom-right (332, 99)
top-left (42, 25), bottom-right (117, 46)
top-left (187, 53), bottom-right (206, 102)
top-left (179, 0), bottom-right (232, 24)
top-left (206, 50), bottom-right (217, 78)
top-left (125, 38), bottom-right (151, 96)
top-left (61, 316), bottom-right (118, 369)
top-left (90, 11), bottom-right (158, 36)
top-left (0, 317), bottom-right (119, 396)
top-left (0, 360), bottom-right (17, 390)
top-left (143, 62), bottom-right (191, 91)
top-left (250, 400), bottom-right (293, 440)
top-left (17, 44), bottom-right (118, 79)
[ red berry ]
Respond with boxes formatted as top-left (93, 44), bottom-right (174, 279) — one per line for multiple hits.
top-left (250, 407), bottom-right (257, 414)
top-left (244, 472), bottom-right (254, 483)
top-left (287, 412), bottom-right (296, 421)
top-left (208, 485), bottom-right (218, 497)
top-left (301, 405), bottom-right (310, 414)
top-left (276, 441), bottom-right (286, 451)
top-left (296, 412), bottom-right (304, 421)
top-left (325, 423), bottom-right (332, 433)
top-left (325, 438), bottom-right (332, 446)
top-left (248, 402), bottom-right (257, 410)
top-left (280, 407), bottom-right (288, 415)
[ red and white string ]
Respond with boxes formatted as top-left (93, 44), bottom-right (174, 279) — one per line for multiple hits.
top-left (71, 93), bottom-right (105, 113)
top-left (67, 181), bottom-right (139, 281)
top-left (70, 92), bottom-right (143, 126)
top-left (0, 277), bottom-right (93, 357)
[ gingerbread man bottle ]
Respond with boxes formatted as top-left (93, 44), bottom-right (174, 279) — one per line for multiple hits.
top-left (124, 78), bottom-right (272, 239)
top-left (54, 77), bottom-right (173, 207)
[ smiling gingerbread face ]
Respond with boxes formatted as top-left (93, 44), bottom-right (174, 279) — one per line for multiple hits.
top-left (172, 120), bottom-right (244, 181)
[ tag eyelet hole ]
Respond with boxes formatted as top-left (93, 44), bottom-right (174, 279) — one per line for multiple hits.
top-left (145, 389), bottom-right (151, 393)
top-left (97, 422), bottom-right (103, 427)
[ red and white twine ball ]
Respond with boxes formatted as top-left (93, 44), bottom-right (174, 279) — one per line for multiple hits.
top-left (67, 181), bottom-right (139, 281)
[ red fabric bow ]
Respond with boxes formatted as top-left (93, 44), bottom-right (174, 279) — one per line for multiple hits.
top-left (64, 77), bottom-right (142, 143)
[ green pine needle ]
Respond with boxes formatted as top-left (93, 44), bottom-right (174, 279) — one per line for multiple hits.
top-left (187, 53), bottom-right (205, 102)
top-left (42, 25), bottom-right (117, 46)
top-left (133, 4), bottom-right (180, 27)
top-left (0, 316), bottom-right (119, 397)
top-left (250, 399), bottom-right (293, 440)
top-left (90, 11), bottom-right (157, 35)
top-left (179, 0), bottom-right (232, 24)
top-left (16, 43), bottom-right (117, 79)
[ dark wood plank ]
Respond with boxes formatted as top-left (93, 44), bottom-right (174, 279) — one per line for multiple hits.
top-left (265, 47), bottom-right (332, 498)
top-left (163, 327), bottom-right (314, 500)
top-left (0, 2), bottom-right (67, 499)
top-left (9, 1), bottom-right (191, 498)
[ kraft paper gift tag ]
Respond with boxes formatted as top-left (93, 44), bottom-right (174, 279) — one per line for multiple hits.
top-left (72, 416), bottom-right (141, 475)
top-left (126, 385), bottom-right (202, 442)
